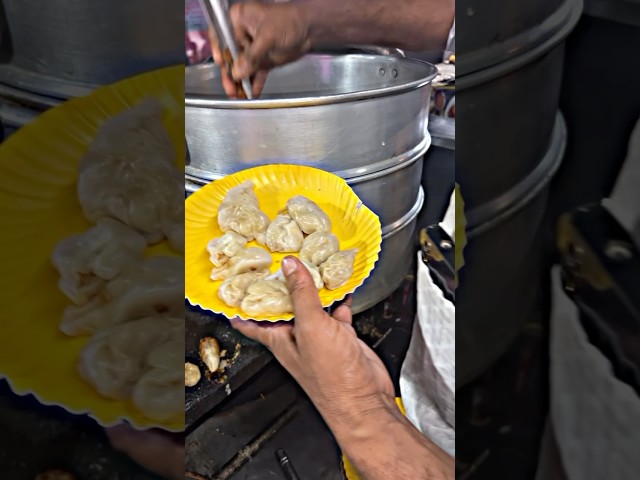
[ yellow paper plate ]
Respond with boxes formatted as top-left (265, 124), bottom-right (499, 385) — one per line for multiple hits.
top-left (342, 398), bottom-right (406, 479)
top-left (186, 164), bottom-right (382, 322)
top-left (0, 65), bottom-right (184, 431)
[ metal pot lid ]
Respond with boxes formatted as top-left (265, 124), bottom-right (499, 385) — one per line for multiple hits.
top-left (185, 54), bottom-right (437, 109)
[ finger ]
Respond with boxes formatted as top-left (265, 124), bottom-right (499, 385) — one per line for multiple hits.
top-left (234, 32), bottom-right (275, 79)
top-left (251, 70), bottom-right (269, 97)
top-left (220, 68), bottom-right (239, 98)
top-left (331, 296), bottom-right (353, 324)
top-left (208, 28), bottom-right (222, 65)
top-left (282, 257), bottom-right (324, 327)
top-left (229, 317), bottom-right (293, 350)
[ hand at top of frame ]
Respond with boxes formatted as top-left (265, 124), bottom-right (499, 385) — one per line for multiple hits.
top-left (209, 1), bottom-right (311, 98)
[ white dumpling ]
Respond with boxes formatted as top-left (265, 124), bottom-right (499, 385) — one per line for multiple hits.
top-left (302, 260), bottom-right (324, 290)
top-left (199, 336), bottom-right (220, 372)
top-left (299, 231), bottom-right (340, 266)
top-left (286, 195), bottom-right (331, 234)
top-left (60, 256), bottom-right (183, 336)
top-left (258, 214), bottom-right (304, 253)
top-left (76, 98), bottom-right (184, 252)
top-left (78, 316), bottom-right (181, 399)
top-left (207, 232), bottom-right (247, 267)
top-left (185, 362), bottom-right (201, 387)
top-left (51, 218), bottom-right (147, 305)
top-left (221, 181), bottom-right (260, 207)
top-left (217, 181), bottom-right (270, 241)
top-left (217, 203), bottom-right (270, 241)
top-left (210, 247), bottom-right (272, 281)
top-left (132, 335), bottom-right (183, 421)
top-left (240, 279), bottom-right (293, 317)
top-left (217, 271), bottom-right (268, 307)
top-left (320, 249), bottom-right (358, 290)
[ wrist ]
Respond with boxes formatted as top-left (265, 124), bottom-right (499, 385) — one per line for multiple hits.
top-left (320, 393), bottom-right (398, 444)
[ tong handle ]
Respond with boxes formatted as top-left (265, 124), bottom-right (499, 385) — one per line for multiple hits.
top-left (199, 0), bottom-right (252, 98)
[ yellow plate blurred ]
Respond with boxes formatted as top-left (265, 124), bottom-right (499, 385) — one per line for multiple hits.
top-left (186, 164), bottom-right (382, 322)
top-left (0, 65), bottom-right (184, 431)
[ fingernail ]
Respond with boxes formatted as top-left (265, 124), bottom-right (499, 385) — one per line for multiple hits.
top-left (282, 256), bottom-right (297, 275)
top-left (229, 316), bottom-right (241, 327)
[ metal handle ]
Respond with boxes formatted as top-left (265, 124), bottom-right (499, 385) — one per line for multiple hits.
top-left (198, 0), bottom-right (253, 98)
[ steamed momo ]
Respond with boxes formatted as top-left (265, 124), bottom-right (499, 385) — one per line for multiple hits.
top-left (217, 271), bottom-right (268, 307)
top-left (302, 260), bottom-right (324, 290)
top-left (221, 181), bottom-right (260, 207)
top-left (51, 218), bottom-right (147, 305)
top-left (210, 247), bottom-right (272, 281)
top-left (240, 280), bottom-right (292, 317)
top-left (257, 214), bottom-right (304, 253)
top-left (207, 232), bottom-right (247, 267)
top-left (286, 196), bottom-right (331, 234)
top-left (78, 316), bottom-right (181, 400)
top-left (299, 231), bottom-right (340, 266)
top-left (267, 260), bottom-right (323, 290)
top-left (132, 334), bottom-right (183, 421)
top-left (76, 98), bottom-right (184, 252)
top-left (60, 256), bottom-right (183, 336)
top-left (217, 181), bottom-right (270, 241)
top-left (320, 250), bottom-right (358, 290)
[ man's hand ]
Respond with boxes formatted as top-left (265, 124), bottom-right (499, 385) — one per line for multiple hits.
top-left (231, 256), bottom-right (395, 421)
top-left (106, 425), bottom-right (184, 480)
top-left (210, 2), bottom-right (311, 98)
top-left (210, 0), bottom-right (454, 98)
top-left (231, 256), bottom-right (454, 479)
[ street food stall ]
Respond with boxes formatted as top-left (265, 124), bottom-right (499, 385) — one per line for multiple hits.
top-left (182, 3), bottom-right (456, 474)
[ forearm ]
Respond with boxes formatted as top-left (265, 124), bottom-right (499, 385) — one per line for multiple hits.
top-left (320, 398), bottom-right (454, 479)
top-left (299, 0), bottom-right (454, 52)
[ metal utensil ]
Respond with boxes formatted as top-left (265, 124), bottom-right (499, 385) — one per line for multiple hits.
top-left (198, 0), bottom-right (253, 99)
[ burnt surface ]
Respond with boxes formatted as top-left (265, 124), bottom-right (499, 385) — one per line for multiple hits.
top-left (185, 305), bottom-right (274, 431)
top-left (186, 272), bottom-right (418, 479)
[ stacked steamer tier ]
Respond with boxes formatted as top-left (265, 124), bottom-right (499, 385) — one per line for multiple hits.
top-left (185, 54), bottom-right (438, 313)
top-left (0, 0), bottom-right (184, 139)
top-left (456, 0), bottom-right (583, 386)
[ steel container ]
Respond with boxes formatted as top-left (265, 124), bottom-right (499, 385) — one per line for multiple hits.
top-left (352, 188), bottom-right (424, 314)
top-left (186, 142), bottom-right (426, 230)
top-left (455, 0), bottom-right (582, 386)
top-left (185, 55), bottom-right (436, 179)
top-left (0, 0), bottom-right (184, 98)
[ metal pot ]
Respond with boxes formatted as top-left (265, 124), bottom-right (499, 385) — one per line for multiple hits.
top-left (0, 0), bottom-right (184, 98)
top-left (457, 0), bottom-right (576, 76)
top-left (187, 141), bottom-right (426, 230)
top-left (185, 54), bottom-right (436, 181)
top-left (455, 0), bottom-right (582, 386)
top-left (352, 188), bottom-right (424, 314)
top-left (0, 84), bottom-right (60, 139)
top-left (458, 112), bottom-right (567, 387)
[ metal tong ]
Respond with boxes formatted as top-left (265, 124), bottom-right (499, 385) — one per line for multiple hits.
top-left (199, 0), bottom-right (253, 99)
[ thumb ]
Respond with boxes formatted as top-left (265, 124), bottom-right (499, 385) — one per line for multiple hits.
top-left (282, 256), bottom-right (323, 325)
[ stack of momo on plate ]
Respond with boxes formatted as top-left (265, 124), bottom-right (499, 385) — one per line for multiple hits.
top-left (207, 181), bottom-right (358, 317)
top-left (50, 98), bottom-right (184, 422)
